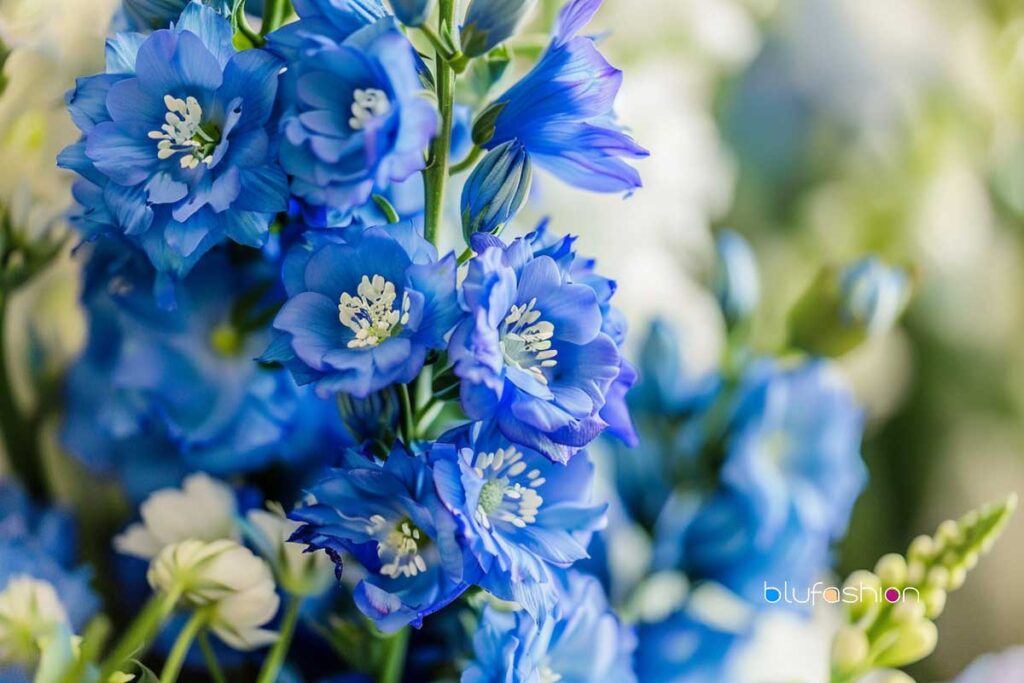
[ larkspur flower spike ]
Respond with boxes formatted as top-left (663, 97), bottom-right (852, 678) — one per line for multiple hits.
top-left (830, 494), bottom-right (1017, 683)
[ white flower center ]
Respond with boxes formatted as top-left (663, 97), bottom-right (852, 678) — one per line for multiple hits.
top-left (501, 298), bottom-right (558, 385)
top-left (148, 95), bottom-right (219, 170)
top-left (472, 447), bottom-right (545, 530)
top-left (349, 88), bottom-right (391, 130)
top-left (539, 664), bottom-right (563, 683)
top-left (367, 515), bottom-right (429, 579)
top-left (338, 274), bottom-right (411, 349)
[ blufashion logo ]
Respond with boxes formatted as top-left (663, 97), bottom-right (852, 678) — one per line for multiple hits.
top-left (763, 581), bottom-right (920, 606)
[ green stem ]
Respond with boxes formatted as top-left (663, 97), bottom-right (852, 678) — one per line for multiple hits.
top-left (198, 631), bottom-right (227, 683)
top-left (261, 0), bottom-right (293, 35)
top-left (398, 384), bottom-right (416, 443)
top-left (233, 0), bottom-right (265, 47)
top-left (0, 291), bottom-right (48, 499)
top-left (159, 609), bottom-right (207, 683)
top-left (256, 596), bottom-right (302, 683)
top-left (422, 0), bottom-right (458, 247)
top-left (373, 194), bottom-right (401, 223)
top-left (380, 627), bottom-right (409, 683)
top-left (449, 146), bottom-right (483, 175)
top-left (99, 588), bottom-right (182, 679)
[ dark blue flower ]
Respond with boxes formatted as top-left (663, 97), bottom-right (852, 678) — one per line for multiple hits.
top-left (0, 481), bottom-right (98, 633)
top-left (122, 0), bottom-right (231, 30)
top-left (460, 0), bottom-right (536, 57)
top-left (461, 140), bottom-right (532, 242)
top-left (61, 242), bottom-right (347, 501)
top-left (59, 4), bottom-right (289, 280)
top-left (462, 571), bottom-right (637, 683)
top-left (451, 231), bottom-right (622, 463)
top-left (271, 13), bottom-right (438, 220)
top-left (265, 221), bottom-right (459, 398)
top-left (289, 446), bottom-right (477, 632)
top-left (479, 0), bottom-right (647, 193)
top-left (431, 422), bottom-right (606, 616)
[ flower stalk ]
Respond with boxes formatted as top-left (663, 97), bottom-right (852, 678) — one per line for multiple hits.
top-left (256, 596), bottom-right (302, 683)
top-left (160, 608), bottom-right (209, 682)
top-left (423, 0), bottom-right (459, 247)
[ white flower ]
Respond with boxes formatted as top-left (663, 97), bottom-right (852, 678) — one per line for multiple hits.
top-left (148, 539), bottom-right (280, 651)
top-left (0, 576), bottom-right (68, 668)
top-left (245, 503), bottom-right (335, 597)
top-left (114, 473), bottom-right (239, 560)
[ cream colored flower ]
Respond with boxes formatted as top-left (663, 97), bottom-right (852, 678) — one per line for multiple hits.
top-left (0, 576), bottom-right (68, 668)
top-left (148, 539), bottom-right (280, 651)
top-left (246, 503), bottom-right (334, 597)
top-left (115, 473), bottom-right (239, 560)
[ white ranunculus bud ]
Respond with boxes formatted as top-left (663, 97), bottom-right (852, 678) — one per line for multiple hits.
top-left (115, 473), bottom-right (239, 560)
top-left (148, 539), bottom-right (280, 651)
top-left (245, 503), bottom-right (334, 597)
top-left (0, 576), bottom-right (69, 668)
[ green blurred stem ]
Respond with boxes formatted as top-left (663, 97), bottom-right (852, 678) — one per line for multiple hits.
top-left (199, 631), bottom-right (227, 683)
top-left (261, 0), bottom-right (293, 35)
top-left (233, 0), bottom-right (265, 47)
top-left (256, 596), bottom-right (302, 683)
top-left (99, 587), bottom-right (182, 679)
top-left (160, 609), bottom-right (207, 683)
top-left (422, 0), bottom-right (458, 247)
top-left (0, 291), bottom-right (47, 499)
top-left (380, 627), bottom-right (409, 683)
top-left (449, 146), bottom-right (483, 175)
top-left (398, 383), bottom-right (416, 442)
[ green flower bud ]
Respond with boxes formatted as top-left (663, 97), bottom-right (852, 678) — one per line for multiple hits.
top-left (874, 620), bottom-right (937, 669)
top-left (875, 553), bottom-right (908, 588)
top-left (921, 587), bottom-right (947, 619)
top-left (830, 627), bottom-right (869, 672)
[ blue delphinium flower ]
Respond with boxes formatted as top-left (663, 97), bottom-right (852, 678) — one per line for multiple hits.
top-left (680, 490), bottom-right (833, 609)
top-left (265, 221), bottom-right (460, 398)
top-left (460, 0), bottom-right (537, 57)
top-left (271, 12), bottom-right (438, 220)
top-left (0, 481), bottom-right (99, 633)
top-left (62, 242), bottom-right (347, 501)
top-left (634, 603), bottom-right (748, 683)
top-left (462, 571), bottom-right (637, 683)
top-left (460, 140), bottom-right (532, 241)
top-left (451, 231), bottom-right (622, 463)
top-left (289, 446), bottom-right (477, 632)
top-left (389, 0), bottom-right (434, 27)
top-left (267, 0), bottom-right (387, 60)
top-left (122, 0), bottom-right (232, 30)
top-left (838, 255), bottom-right (911, 337)
top-left (59, 4), bottom-right (289, 281)
top-left (478, 0), bottom-right (647, 193)
top-left (722, 359), bottom-right (866, 541)
top-left (431, 422), bottom-right (606, 615)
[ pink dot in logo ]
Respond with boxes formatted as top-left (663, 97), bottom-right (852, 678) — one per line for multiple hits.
top-left (884, 588), bottom-right (901, 603)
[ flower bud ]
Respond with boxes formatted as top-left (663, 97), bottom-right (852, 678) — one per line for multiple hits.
top-left (788, 256), bottom-right (911, 357)
top-left (245, 503), bottom-right (335, 597)
top-left (830, 626), bottom-right (869, 672)
top-left (461, 0), bottom-right (538, 57)
top-left (712, 229), bottom-right (760, 325)
top-left (148, 539), bottom-right (280, 651)
top-left (0, 576), bottom-right (68, 668)
top-left (907, 535), bottom-right (934, 563)
top-left (389, 0), bottom-right (435, 26)
top-left (874, 620), bottom-right (938, 669)
top-left (838, 256), bottom-right (911, 337)
top-left (921, 587), bottom-right (947, 619)
top-left (461, 140), bottom-right (532, 241)
top-left (875, 553), bottom-right (908, 588)
top-left (844, 570), bottom-right (881, 620)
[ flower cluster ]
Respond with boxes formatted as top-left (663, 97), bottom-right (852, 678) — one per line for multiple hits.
top-left (0, 0), bottom-right (1011, 682)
